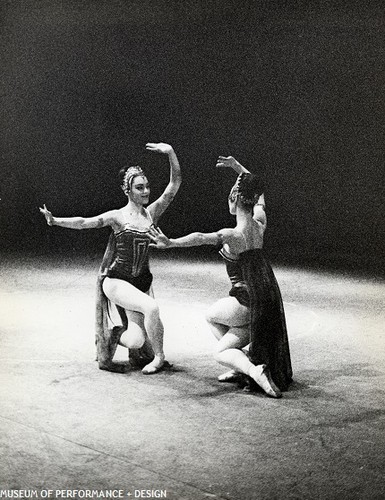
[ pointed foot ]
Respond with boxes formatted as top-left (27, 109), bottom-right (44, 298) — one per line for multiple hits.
top-left (249, 365), bottom-right (282, 398)
top-left (218, 370), bottom-right (240, 383)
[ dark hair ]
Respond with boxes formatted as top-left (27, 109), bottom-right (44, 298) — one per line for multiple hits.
top-left (237, 173), bottom-right (265, 207)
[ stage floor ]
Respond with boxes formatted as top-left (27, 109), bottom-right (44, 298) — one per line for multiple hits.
top-left (0, 253), bottom-right (384, 499)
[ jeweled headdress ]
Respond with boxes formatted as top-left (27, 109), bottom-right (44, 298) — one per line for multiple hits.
top-left (122, 166), bottom-right (145, 195)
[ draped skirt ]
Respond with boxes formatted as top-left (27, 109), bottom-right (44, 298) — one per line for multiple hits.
top-left (239, 249), bottom-right (292, 391)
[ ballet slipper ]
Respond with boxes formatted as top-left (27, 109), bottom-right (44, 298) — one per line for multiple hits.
top-left (218, 370), bottom-right (240, 382)
top-left (249, 364), bottom-right (282, 398)
top-left (142, 354), bottom-right (165, 375)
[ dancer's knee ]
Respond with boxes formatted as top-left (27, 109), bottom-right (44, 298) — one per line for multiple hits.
top-left (121, 323), bottom-right (145, 349)
top-left (128, 334), bottom-right (145, 349)
top-left (205, 306), bottom-right (219, 325)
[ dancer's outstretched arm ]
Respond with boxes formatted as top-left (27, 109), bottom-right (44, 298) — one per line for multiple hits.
top-left (150, 226), bottom-right (244, 252)
top-left (39, 204), bottom-right (116, 230)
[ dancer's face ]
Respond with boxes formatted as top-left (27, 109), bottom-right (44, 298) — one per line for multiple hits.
top-left (129, 175), bottom-right (150, 205)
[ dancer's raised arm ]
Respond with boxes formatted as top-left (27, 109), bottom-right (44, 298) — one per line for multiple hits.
top-left (216, 155), bottom-right (266, 225)
top-left (216, 155), bottom-right (250, 175)
top-left (146, 142), bottom-right (182, 224)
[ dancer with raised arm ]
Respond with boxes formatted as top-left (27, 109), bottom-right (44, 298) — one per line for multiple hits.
top-left (150, 156), bottom-right (292, 397)
top-left (40, 143), bottom-right (181, 374)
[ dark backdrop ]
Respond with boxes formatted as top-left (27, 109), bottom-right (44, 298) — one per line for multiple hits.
top-left (1, 0), bottom-right (384, 270)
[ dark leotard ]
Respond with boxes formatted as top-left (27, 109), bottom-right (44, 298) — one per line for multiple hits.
top-left (106, 213), bottom-right (154, 293)
top-left (219, 247), bottom-right (250, 307)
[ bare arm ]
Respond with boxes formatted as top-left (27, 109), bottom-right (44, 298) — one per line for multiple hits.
top-left (39, 204), bottom-right (116, 230)
top-left (253, 194), bottom-right (267, 230)
top-left (167, 231), bottom-right (220, 248)
top-left (150, 227), bottom-right (243, 250)
top-left (146, 143), bottom-right (182, 223)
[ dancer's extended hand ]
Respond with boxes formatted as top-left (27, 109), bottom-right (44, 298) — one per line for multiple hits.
top-left (216, 155), bottom-right (242, 171)
top-left (149, 226), bottom-right (172, 249)
top-left (145, 142), bottom-right (173, 155)
top-left (39, 204), bottom-right (54, 226)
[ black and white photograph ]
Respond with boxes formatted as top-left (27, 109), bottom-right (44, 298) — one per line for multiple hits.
top-left (1, 1), bottom-right (384, 499)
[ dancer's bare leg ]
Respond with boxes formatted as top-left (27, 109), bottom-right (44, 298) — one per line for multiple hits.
top-left (103, 277), bottom-right (165, 374)
top-left (215, 327), bottom-right (281, 398)
top-left (206, 297), bottom-right (249, 380)
top-left (214, 327), bottom-right (250, 372)
top-left (206, 296), bottom-right (249, 340)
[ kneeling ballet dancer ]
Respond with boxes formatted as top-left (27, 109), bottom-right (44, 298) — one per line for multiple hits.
top-left (40, 143), bottom-right (181, 374)
top-left (150, 155), bottom-right (292, 397)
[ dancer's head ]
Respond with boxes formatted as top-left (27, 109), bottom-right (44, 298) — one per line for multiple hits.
top-left (119, 165), bottom-right (150, 204)
top-left (228, 173), bottom-right (264, 214)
